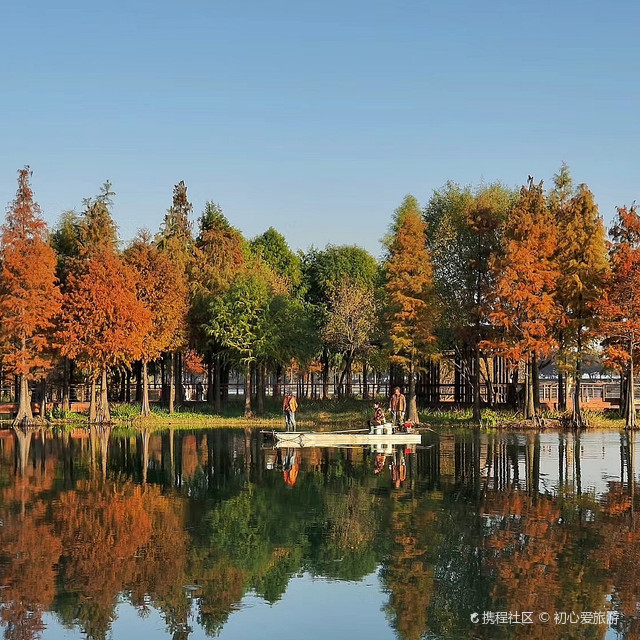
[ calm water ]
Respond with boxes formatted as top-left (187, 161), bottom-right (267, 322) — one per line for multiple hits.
top-left (0, 426), bottom-right (638, 640)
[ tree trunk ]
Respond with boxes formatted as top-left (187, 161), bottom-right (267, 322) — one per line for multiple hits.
top-left (524, 354), bottom-right (536, 420)
top-left (407, 356), bottom-right (419, 423)
top-left (214, 355), bottom-right (222, 413)
top-left (89, 373), bottom-right (97, 423)
top-left (322, 347), bottom-right (329, 400)
top-left (362, 361), bottom-right (369, 400)
top-left (558, 371), bottom-right (565, 412)
top-left (97, 367), bottom-right (111, 423)
top-left (506, 367), bottom-right (517, 409)
top-left (557, 331), bottom-right (566, 411)
top-left (481, 354), bottom-right (494, 408)
top-left (168, 352), bottom-right (175, 414)
top-left (532, 352), bottom-right (540, 413)
top-left (337, 363), bottom-right (347, 397)
top-left (135, 360), bottom-right (142, 402)
top-left (141, 360), bottom-right (151, 417)
top-left (160, 356), bottom-right (167, 404)
top-left (207, 357), bottom-right (214, 405)
top-left (472, 346), bottom-right (481, 423)
top-left (118, 369), bottom-right (125, 401)
top-left (257, 362), bottom-right (265, 416)
top-left (62, 357), bottom-right (70, 413)
top-left (571, 328), bottom-right (586, 429)
top-left (244, 363), bottom-right (252, 417)
top-left (176, 351), bottom-right (184, 404)
top-left (13, 373), bottom-right (33, 426)
top-left (274, 364), bottom-right (283, 398)
top-left (40, 376), bottom-right (47, 418)
top-left (625, 342), bottom-right (637, 430)
top-left (221, 362), bottom-right (230, 407)
top-left (345, 355), bottom-right (353, 396)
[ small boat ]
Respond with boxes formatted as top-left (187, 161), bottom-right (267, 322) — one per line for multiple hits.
top-left (262, 425), bottom-right (421, 449)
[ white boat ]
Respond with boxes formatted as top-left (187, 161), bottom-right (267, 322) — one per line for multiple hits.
top-left (264, 426), bottom-right (421, 449)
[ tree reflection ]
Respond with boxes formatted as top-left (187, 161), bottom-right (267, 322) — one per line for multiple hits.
top-left (2, 428), bottom-right (640, 639)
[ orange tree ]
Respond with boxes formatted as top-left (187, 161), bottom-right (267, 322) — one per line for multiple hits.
top-left (0, 167), bottom-right (62, 425)
top-left (125, 233), bottom-right (189, 416)
top-left (594, 205), bottom-right (640, 429)
top-left (57, 188), bottom-right (151, 422)
top-left (385, 195), bottom-right (438, 423)
top-left (488, 178), bottom-right (560, 421)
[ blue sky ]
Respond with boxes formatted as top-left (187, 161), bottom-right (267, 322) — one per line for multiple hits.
top-left (1, 0), bottom-right (638, 258)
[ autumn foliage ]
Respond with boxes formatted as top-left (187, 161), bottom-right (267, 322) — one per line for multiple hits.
top-left (125, 235), bottom-right (188, 415)
top-left (488, 178), bottom-right (560, 419)
top-left (0, 168), bottom-right (62, 424)
top-left (385, 195), bottom-right (437, 422)
top-left (57, 250), bottom-right (151, 421)
top-left (594, 204), bottom-right (640, 428)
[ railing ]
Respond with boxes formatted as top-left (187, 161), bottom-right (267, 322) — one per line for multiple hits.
top-left (1, 379), bottom-right (638, 409)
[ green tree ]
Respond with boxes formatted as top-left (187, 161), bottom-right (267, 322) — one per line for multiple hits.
top-left (555, 184), bottom-right (609, 428)
top-left (424, 181), bottom-right (513, 420)
top-left (302, 245), bottom-right (380, 398)
top-left (50, 209), bottom-right (82, 411)
top-left (205, 271), bottom-right (272, 417)
top-left (190, 203), bottom-right (248, 410)
top-left (251, 227), bottom-right (302, 292)
top-left (548, 163), bottom-right (574, 410)
top-left (156, 180), bottom-right (193, 411)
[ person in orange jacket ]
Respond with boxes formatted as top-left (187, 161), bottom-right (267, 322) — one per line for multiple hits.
top-left (389, 387), bottom-right (406, 426)
top-left (283, 393), bottom-right (298, 431)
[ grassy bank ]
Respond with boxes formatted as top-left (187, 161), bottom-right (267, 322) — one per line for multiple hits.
top-left (1, 398), bottom-right (629, 431)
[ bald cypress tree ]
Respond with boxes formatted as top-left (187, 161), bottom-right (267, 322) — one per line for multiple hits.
top-left (594, 205), bottom-right (640, 429)
top-left (0, 168), bottom-right (62, 425)
top-left (385, 195), bottom-right (437, 423)
top-left (555, 184), bottom-right (609, 428)
top-left (489, 178), bottom-right (560, 422)
top-left (157, 181), bottom-right (192, 411)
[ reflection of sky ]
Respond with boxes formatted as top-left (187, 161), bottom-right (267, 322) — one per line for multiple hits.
top-left (41, 572), bottom-right (394, 640)
top-left (535, 432), bottom-right (630, 498)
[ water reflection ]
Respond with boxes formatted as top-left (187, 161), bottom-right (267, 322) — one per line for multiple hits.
top-left (0, 427), bottom-right (638, 639)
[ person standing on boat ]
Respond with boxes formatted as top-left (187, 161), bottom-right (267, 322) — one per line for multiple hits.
top-left (389, 387), bottom-right (406, 427)
top-left (283, 393), bottom-right (298, 431)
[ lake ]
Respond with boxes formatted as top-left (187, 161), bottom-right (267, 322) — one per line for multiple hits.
top-left (0, 426), bottom-right (637, 639)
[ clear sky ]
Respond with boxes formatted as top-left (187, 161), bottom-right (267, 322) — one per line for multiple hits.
top-left (1, 0), bottom-right (638, 258)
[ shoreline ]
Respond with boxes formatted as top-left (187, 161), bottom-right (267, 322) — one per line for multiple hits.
top-left (0, 401), bottom-right (630, 432)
